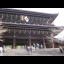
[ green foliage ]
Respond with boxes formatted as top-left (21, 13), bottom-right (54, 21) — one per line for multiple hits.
top-left (16, 46), bottom-right (24, 49)
top-left (5, 45), bottom-right (12, 49)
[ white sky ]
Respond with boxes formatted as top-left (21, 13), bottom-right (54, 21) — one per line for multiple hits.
top-left (12, 8), bottom-right (64, 26)
top-left (54, 30), bottom-right (64, 41)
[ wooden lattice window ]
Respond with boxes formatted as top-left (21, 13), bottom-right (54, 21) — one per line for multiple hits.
top-left (7, 14), bottom-right (11, 22)
top-left (2, 14), bottom-right (7, 21)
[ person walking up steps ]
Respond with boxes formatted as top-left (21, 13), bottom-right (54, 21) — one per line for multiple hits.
top-left (25, 46), bottom-right (32, 55)
top-left (59, 46), bottom-right (63, 53)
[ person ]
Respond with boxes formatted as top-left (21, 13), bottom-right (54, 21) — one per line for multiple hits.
top-left (59, 46), bottom-right (63, 53)
top-left (26, 46), bottom-right (30, 55)
top-left (0, 42), bottom-right (3, 56)
top-left (33, 43), bottom-right (36, 49)
top-left (3, 45), bottom-right (6, 53)
top-left (30, 46), bottom-right (32, 52)
top-left (0, 47), bottom-right (3, 56)
top-left (39, 44), bottom-right (41, 49)
top-left (24, 45), bottom-right (27, 50)
top-left (25, 46), bottom-right (32, 55)
top-left (36, 43), bottom-right (39, 49)
top-left (39, 44), bottom-right (43, 49)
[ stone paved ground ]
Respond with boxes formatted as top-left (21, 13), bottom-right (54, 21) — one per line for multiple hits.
top-left (0, 48), bottom-right (64, 56)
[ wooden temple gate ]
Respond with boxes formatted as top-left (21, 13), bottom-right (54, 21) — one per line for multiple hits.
top-left (0, 8), bottom-right (58, 49)
top-left (1, 29), bottom-right (55, 49)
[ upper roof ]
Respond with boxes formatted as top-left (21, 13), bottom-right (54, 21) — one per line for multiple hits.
top-left (0, 8), bottom-right (58, 18)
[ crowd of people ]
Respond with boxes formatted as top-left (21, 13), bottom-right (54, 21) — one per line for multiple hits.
top-left (33, 43), bottom-right (43, 49)
top-left (24, 43), bottom-right (43, 54)
top-left (24, 43), bottom-right (64, 54)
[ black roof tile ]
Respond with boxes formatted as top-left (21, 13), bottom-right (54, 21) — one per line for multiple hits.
top-left (0, 8), bottom-right (58, 18)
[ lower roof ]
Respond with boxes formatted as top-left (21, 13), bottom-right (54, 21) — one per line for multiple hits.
top-left (0, 22), bottom-right (59, 31)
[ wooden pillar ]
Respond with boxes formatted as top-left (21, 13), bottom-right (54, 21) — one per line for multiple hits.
top-left (29, 36), bottom-right (31, 46)
top-left (51, 39), bottom-right (54, 48)
top-left (12, 30), bottom-right (16, 49)
top-left (29, 30), bottom-right (31, 47)
top-left (43, 37), bottom-right (46, 48)
top-left (51, 33), bottom-right (54, 48)
top-left (12, 37), bottom-right (16, 49)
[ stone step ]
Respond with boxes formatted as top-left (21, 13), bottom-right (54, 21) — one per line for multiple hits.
top-left (2, 48), bottom-right (64, 56)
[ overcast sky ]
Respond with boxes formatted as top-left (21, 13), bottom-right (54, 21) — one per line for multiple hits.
top-left (12, 8), bottom-right (64, 26)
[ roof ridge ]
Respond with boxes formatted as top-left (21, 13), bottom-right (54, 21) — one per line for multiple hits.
top-left (0, 8), bottom-right (58, 18)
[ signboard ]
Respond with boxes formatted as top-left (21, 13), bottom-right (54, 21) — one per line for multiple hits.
top-left (20, 15), bottom-right (29, 22)
top-left (25, 16), bottom-right (29, 22)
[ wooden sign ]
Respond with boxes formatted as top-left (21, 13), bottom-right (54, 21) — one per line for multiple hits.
top-left (20, 15), bottom-right (29, 22)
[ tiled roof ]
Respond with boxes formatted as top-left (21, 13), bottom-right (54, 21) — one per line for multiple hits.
top-left (0, 8), bottom-right (58, 18)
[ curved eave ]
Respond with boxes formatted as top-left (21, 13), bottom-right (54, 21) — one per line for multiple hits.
top-left (0, 8), bottom-right (58, 18)
top-left (1, 22), bottom-right (59, 30)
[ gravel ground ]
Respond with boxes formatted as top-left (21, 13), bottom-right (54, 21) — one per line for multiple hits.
top-left (0, 48), bottom-right (64, 56)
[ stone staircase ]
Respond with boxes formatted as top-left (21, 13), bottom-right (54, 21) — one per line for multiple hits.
top-left (33, 48), bottom-right (64, 56)
top-left (2, 48), bottom-right (64, 56)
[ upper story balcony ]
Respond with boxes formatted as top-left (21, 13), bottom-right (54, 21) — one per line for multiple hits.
top-left (0, 8), bottom-right (58, 26)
